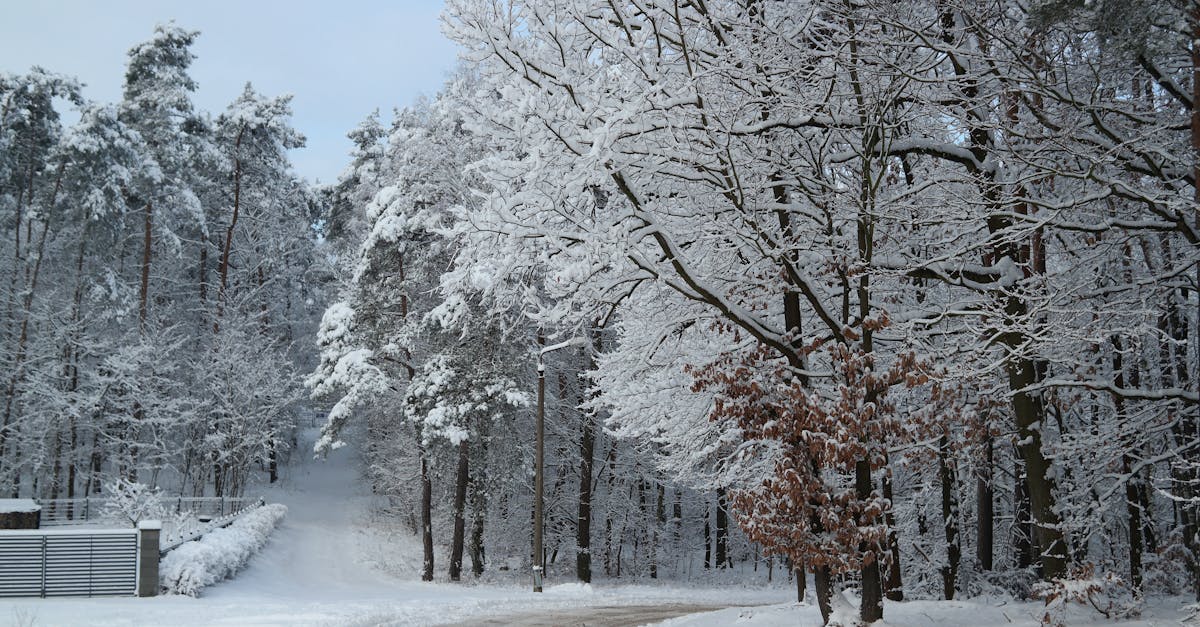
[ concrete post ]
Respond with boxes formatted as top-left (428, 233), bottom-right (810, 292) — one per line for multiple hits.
top-left (137, 520), bottom-right (161, 597)
top-left (0, 499), bottom-right (41, 529)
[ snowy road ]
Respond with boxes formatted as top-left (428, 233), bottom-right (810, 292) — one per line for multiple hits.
top-left (0, 429), bottom-right (790, 626)
top-left (444, 603), bottom-right (731, 626)
top-left (203, 436), bottom-right (409, 601)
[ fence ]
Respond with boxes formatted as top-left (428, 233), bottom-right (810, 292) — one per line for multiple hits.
top-left (0, 528), bottom-right (143, 598)
top-left (160, 498), bottom-right (265, 555)
top-left (36, 496), bottom-right (260, 527)
top-left (0, 496), bottom-right (264, 598)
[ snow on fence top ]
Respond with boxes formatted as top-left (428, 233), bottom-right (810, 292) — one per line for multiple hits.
top-left (0, 499), bottom-right (40, 513)
top-left (160, 498), bottom-right (266, 555)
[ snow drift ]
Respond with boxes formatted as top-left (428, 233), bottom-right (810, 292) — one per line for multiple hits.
top-left (160, 503), bottom-right (287, 596)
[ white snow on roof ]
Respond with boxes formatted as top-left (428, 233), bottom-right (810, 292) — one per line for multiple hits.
top-left (0, 498), bottom-right (41, 513)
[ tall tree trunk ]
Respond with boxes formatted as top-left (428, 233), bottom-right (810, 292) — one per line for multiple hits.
top-left (470, 417), bottom-right (489, 577)
top-left (977, 436), bottom-right (994, 572)
top-left (703, 503), bottom-right (712, 570)
top-left (67, 419), bottom-right (77, 505)
top-left (139, 201), bottom-right (152, 329)
top-left (577, 329), bottom-right (599, 583)
top-left (1123, 454), bottom-right (1144, 592)
top-left (1188, 8), bottom-right (1200, 599)
top-left (848, 19), bottom-right (886, 618)
top-left (199, 243), bottom-right (208, 328)
top-left (603, 440), bottom-right (617, 576)
top-left (808, 453), bottom-right (837, 623)
top-left (854, 231), bottom-right (883, 622)
top-left (61, 231), bottom-right (88, 509)
top-left (858, 459), bottom-right (884, 622)
top-left (1160, 239), bottom-right (1197, 592)
top-left (213, 461), bottom-right (224, 498)
top-left (256, 265), bottom-right (269, 334)
top-left (1137, 469), bottom-right (1157, 554)
top-left (1009, 357), bottom-right (1067, 579)
top-left (209, 129), bottom-right (246, 499)
top-left (421, 443), bottom-right (434, 582)
top-left (89, 432), bottom-right (103, 495)
top-left (449, 439), bottom-right (469, 582)
top-left (470, 476), bottom-right (487, 577)
top-left (1, 162), bottom-right (66, 491)
top-left (48, 431), bottom-right (62, 500)
top-left (813, 564), bottom-right (834, 625)
top-left (636, 478), bottom-right (647, 572)
top-left (134, 201), bottom-right (155, 481)
top-left (214, 126), bottom-right (245, 335)
top-left (1112, 335), bottom-right (1143, 590)
top-left (1013, 449), bottom-right (1034, 571)
top-left (883, 467), bottom-right (904, 600)
top-left (939, 435), bottom-right (960, 600)
top-left (935, 2), bottom-right (1066, 581)
top-left (715, 488), bottom-right (729, 569)
top-left (3, 157), bottom-right (33, 356)
top-left (128, 402), bottom-right (142, 484)
top-left (469, 510), bottom-right (486, 577)
top-left (268, 439), bottom-right (278, 484)
top-left (673, 490), bottom-right (683, 560)
top-left (576, 416), bottom-right (595, 582)
top-left (651, 483), bottom-right (664, 579)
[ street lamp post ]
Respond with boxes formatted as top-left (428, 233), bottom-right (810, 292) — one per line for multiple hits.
top-left (533, 360), bottom-right (545, 593)
top-left (532, 337), bottom-right (588, 593)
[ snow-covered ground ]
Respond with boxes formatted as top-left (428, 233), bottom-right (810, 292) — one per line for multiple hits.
top-left (2, 428), bottom-right (1195, 626)
top-left (655, 597), bottom-right (1199, 627)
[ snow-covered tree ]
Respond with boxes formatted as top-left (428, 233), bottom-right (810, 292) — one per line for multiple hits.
top-left (1, 25), bottom-right (320, 504)
top-left (440, 0), bottom-right (1200, 621)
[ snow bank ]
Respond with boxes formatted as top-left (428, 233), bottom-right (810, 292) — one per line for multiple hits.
top-left (160, 503), bottom-right (287, 596)
top-left (543, 583), bottom-right (595, 596)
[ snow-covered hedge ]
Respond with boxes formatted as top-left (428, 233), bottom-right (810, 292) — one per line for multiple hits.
top-left (160, 503), bottom-right (287, 596)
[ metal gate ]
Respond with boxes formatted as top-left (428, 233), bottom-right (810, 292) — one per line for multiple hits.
top-left (0, 529), bottom-right (138, 597)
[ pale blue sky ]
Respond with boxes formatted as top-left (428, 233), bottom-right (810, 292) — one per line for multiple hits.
top-left (0, 0), bottom-right (459, 183)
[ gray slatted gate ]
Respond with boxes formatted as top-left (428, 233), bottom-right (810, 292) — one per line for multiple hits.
top-left (0, 529), bottom-right (138, 597)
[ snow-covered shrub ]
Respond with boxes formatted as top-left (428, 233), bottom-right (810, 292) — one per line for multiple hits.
top-left (971, 567), bottom-right (1039, 600)
top-left (1031, 566), bottom-right (1139, 627)
top-left (159, 503), bottom-right (287, 596)
top-left (101, 479), bottom-right (168, 526)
